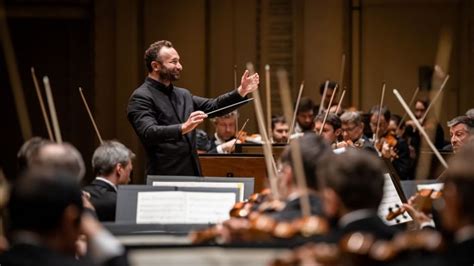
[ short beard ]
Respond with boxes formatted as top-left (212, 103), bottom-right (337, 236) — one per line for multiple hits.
top-left (158, 67), bottom-right (180, 82)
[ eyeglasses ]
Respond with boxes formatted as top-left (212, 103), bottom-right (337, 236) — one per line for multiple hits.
top-left (341, 125), bottom-right (358, 132)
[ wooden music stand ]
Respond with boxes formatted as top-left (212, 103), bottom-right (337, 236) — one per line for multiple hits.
top-left (199, 154), bottom-right (268, 192)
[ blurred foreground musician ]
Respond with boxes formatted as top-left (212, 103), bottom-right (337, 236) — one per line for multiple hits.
top-left (320, 149), bottom-right (399, 241)
top-left (0, 170), bottom-right (127, 266)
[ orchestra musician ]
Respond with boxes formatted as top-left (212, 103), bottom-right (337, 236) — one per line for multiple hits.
top-left (127, 40), bottom-right (259, 176)
top-left (83, 141), bottom-right (135, 222)
top-left (313, 112), bottom-right (342, 148)
top-left (271, 116), bottom-right (289, 144)
top-left (294, 97), bottom-right (315, 133)
top-left (338, 111), bottom-right (376, 152)
top-left (445, 115), bottom-right (474, 153)
top-left (370, 106), bottom-right (412, 179)
top-left (207, 111), bottom-right (239, 154)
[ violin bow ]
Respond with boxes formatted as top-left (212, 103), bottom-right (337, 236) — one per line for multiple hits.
top-left (393, 89), bottom-right (448, 169)
top-left (334, 89), bottom-right (346, 115)
top-left (396, 87), bottom-right (419, 132)
top-left (43, 76), bottom-right (63, 143)
top-left (416, 28), bottom-right (452, 179)
top-left (229, 118), bottom-right (250, 153)
top-left (277, 68), bottom-right (311, 218)
top-left (246, 62), bottom-right (280, 199)
top-left (79, 87), bottom-right (103, 145)
top-left (288, 81), bottom-right (305, 140)
top-left (374, 82), bottom-right (386, 145)
top-left (420, 74), bottom-right (450, 124)
top-left (265, 64), bottom-right (272, 139)
top-left (318, 84), bottom-right (338, 135)
top-left (234, 65), bottom-right (239, 130)
top-left (318, 80), bottom-right (329, 115)
top-left (0, 1), bottom-right (32, 140)
top-left (31, 67), bottom-right (54, 141)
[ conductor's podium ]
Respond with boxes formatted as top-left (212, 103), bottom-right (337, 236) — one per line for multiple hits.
top-left (198, 153), bottom-right (268, 192)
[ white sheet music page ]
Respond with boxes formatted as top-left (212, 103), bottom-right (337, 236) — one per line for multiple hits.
top-left (378, 174), bottom-right (412, 225)
top-left (152, 181), bottom-right (244, 201)
top-left (136, 191), bottom-right (235, 224)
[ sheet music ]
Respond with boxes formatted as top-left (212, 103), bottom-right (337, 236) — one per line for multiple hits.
top-left (152, 181), bottom-right (244, 201)
top-left (378, 173), bottom-right (412, 225)
top-left (136, 191), bottom-right (235, 224)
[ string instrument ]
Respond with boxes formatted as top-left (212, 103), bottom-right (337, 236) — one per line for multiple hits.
top-left (374, 133), bottom-right (399, 160)
top-left (190, 213), bottom-right (329, 245)
top-left (385, 188), bottom-right (442, 222)
top-left (271, 230), bottom-right (444, 266)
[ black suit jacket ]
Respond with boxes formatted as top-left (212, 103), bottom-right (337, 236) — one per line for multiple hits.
top-left (83, 179), bottom-right (117, 222)
top-left (269, 194), bottom-right (324, 222)
top-left (0, 243), bottom-right (128, 266)
top-left (127, 77), bottom-right (246, 176)
top-left (339, 214), bottom-right (398, 241)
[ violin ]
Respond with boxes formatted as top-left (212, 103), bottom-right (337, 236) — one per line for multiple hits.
top-left (375, 133), bottom-right (399, 160)
top-left (271, 230), bottom-right (444, 266)
top-left (386, 188), bottom-right (442, 222)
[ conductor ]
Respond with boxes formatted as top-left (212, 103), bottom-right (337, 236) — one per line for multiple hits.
top-left (127, 40), bottom-right (259, 176)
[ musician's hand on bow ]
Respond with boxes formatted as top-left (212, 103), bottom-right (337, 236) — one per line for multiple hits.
top-left (238, 70), bottom-right (260, 97)
top-left (182, 111), bottom-right (207, 135)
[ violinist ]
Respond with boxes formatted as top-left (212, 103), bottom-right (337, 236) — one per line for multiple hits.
top-left (271, 116), bottom-right (289, 143)
top-left (406, 99), bottom-right (446, 150)
top-left (313, 113), bottom-right (342, 148)
top-left (370, 106), bottom-right (412, 180)
top-left (271, 133), bottom-right (331, 222)
top-left (207, 111), bottom-right (240, 154)
top-left (320, 149), bottom-right (399, 241)
top-left (338, 111), bottom-right (376, 152)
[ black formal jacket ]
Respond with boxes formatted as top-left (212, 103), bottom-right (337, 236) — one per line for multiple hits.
top-left (0, 243), bottom-right (128, 266)
top-left (339, 214), bottom-right (399, 241)
top-left (269, 193), bottom-right (325, 222)
top-left (83, 179), bottom-right (117, 222)
top-left (127, 77), bottom-right (246, 176)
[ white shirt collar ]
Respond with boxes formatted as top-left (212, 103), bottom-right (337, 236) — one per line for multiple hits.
top-left (339, 209), bottom-right (375, 228)
top-left (95, 177), bottom-right (117, 192)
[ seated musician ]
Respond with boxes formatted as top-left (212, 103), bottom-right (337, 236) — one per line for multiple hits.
top-left (207, 111), bottom-right (240, 154)
top-left (83, 141), bottom-right (135, 222)
top-left (271, 115), bottom-right (289, 143)
top-left (313, 112), bottom-right (342, 148)
top-left (439, 141), bottom-right (474, 265)
top-left (406, 99), bottom-right (446, 150)
top-left (370, 106), bottom-right (412, 180)
top-left (271, 133), bottom-right (332, 221)
top-left (316, 81), bottom-right (338, 114)
top-left (320, 149), bottom-right (399, 241)
top-left (338, 111), bottom-right (376, 152)
top-left (444, 115), bottom-right (474, 153)
top-left (294, 97), bottom-right (315, 134)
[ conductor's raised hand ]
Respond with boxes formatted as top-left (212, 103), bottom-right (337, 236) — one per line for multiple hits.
top-left (182, 111), bottom-right (208, 135)
top-left (238, 70), bottom-right (260, 97)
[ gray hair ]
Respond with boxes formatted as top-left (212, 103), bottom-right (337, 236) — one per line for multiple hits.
top-left (340, 111), bottom-right (363, 125)
top-left (92, 140), bottom-right (135, 176)
top-left (447, 116), bottom-right (474, 134)
top-left (211, 110), bottom-right (239, 123)
top-left (466, 108), bottom-right (474, 118)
